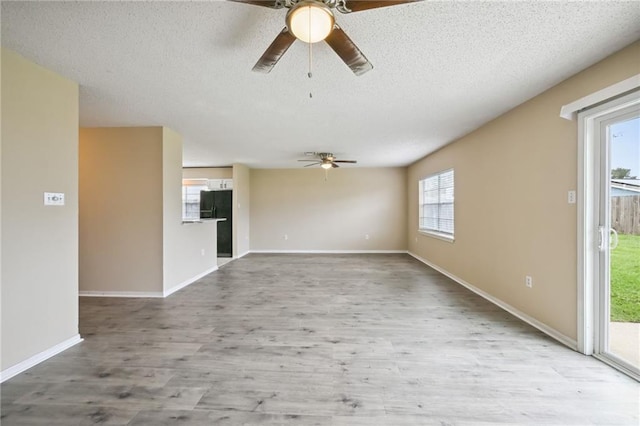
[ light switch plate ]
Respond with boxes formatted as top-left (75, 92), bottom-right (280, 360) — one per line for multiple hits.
top-left (44, 192), bottom-right (65, 206)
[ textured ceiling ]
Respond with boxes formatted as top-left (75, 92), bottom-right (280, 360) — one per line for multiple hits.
top-left (2, 1), bottom-right (639, 168)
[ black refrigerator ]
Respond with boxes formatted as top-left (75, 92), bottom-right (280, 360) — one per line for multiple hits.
top-left (200, 190), bottom-right (233, 257)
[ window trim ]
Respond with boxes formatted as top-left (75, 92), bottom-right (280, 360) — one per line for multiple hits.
top-left (418, 168), bottom-right (455, 240)
top-left (418, 229), bottom-right (455, 243)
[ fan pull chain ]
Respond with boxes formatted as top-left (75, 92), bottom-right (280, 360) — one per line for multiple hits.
top-left (308, 7), bottom-right (313, 99)
top-left (308, 41), bottom-right (313, 98)
top-left (308, 35), bottom-right (313, 78)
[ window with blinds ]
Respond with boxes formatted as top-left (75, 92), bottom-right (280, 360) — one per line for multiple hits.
top-left (182, 179), bottom-right (208, 220)
top-left (419, 169), bottom-right (454, 237)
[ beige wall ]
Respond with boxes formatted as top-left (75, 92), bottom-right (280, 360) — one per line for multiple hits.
top-left (251, 168), bottom-right (407, 251)
top-left (162, 128), bottom-right (217, 293)
top-left (79, 127), bottom-right (164, 294)
top-left (408, 41), bottom-right (640, 341)
top-left (183, 167), bottom-right (232, 179)
top-left (233, 163), bottom-right (250, 257)
top-left (1, 49), bottom-right (79, 370)
top-left (80, 126), bottom-right (217, 296)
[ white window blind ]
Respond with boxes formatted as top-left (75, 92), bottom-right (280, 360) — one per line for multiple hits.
top-left (419, 169), bottom-right (454, 236)
top-left (182, 180), bottom-right (208, 220)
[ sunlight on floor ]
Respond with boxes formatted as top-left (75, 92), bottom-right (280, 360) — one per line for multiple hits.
top-left (609, 322), bottom-right (640, 368)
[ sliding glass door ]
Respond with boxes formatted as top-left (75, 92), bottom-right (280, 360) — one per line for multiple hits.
top-left (594, 104), bottom-right (640, 378)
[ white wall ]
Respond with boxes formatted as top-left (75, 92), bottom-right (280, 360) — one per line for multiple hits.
top-left (183, 167), bottom-right (232, 180)
top-left (0, 45), bottom-right (3, 377)
top-left (233, 163), bottom-right (250, 257)
top-left (1, 48), bottom-right (80, 373)
top-left (162, 128), bottom-right (217, 294)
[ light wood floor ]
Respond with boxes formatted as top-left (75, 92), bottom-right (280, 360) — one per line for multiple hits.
top-left (1, 254), bottom-right (638, 425)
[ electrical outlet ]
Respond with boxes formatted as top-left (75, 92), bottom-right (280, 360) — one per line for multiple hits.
top-left (201, 249), bottom-right (205, 256)
top-left (568, 190), bottom-right (576, 204)
top-left (525, 276), bottom-right (533, 288)
top-left (365, 234), bottom-right (370, 240)
top-left (284, 234), bottom-right (288, 240)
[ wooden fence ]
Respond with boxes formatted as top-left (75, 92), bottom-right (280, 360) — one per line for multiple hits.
top-left (611, 195), bottom-right (640, 235)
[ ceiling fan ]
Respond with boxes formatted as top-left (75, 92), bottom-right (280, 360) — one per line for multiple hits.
top-left (298, 152), bottom-right (357, 169)
top-left (228, 0), bottom-right (421, 75)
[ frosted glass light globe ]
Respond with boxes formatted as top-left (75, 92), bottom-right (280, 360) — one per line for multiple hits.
top-left (287, 2), bottom-right (335, 43)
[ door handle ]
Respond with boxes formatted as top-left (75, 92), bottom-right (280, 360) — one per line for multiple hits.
top-left (598, 226), bottom-right (606, 252)
top-left (610, 228), bottom-right (619, 250)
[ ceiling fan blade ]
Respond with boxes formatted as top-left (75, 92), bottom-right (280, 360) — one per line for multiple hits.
top-left (298, 159), bottom-right (320, 162)
top-left (331, 162), bottom-right (340, 168)
top-left (252, 28), bottom-right (296, 73)
top-left (304, 163), bottom-right (320, 167)
top-left (324, 25), bottom-right (373, 76)
top-left (333, 160), bottom-right (357, 163)
top-left (227, 0), bottom-right (282, 8)
top-left (342, 0), bottom-right (422, 13)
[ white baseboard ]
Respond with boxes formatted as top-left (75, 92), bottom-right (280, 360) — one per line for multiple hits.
top-left (79, 265), bottom-right (220, 299)
top-left (163, 265), bottom-right (218, 297)
top-left (236, 250), bottom-right (250, 259)
top-left (408, 251), bottom-right (578, 351)
top-left (250, 250), bottom-right (408, 254)
top-left (79, 291), bottom-right (164, 298)
top-left (0, 334), bottom-right (83, 383)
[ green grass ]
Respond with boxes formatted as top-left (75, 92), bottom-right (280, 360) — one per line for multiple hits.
top-left (611, 233), bottom-right (640, 323)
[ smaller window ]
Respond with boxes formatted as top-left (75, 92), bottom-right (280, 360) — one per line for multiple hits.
top-left (182, 179), bottom-right (208, 220)
top-left (419, 169), bottom-right (454, 238)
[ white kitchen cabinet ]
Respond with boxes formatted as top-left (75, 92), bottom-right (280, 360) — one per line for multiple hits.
top-left (207, 179), bottom-right (233, 190)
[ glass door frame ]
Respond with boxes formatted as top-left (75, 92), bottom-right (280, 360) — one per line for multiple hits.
top-left (577, 90), bottom-right (640, 380)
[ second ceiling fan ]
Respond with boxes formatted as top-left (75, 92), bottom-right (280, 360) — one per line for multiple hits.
top-left (229, 0), bottom-right (421, 75)
top-left (299, 152), bottom-right (357, 168)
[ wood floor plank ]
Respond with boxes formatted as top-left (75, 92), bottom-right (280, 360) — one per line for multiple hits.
top-left (7, 362), bottom-right (176, 387)
top-left (1, 253), bottom-right (638, 425)
top-left (13, 383), bottom-right (208, 411)
top-left (0, 404), bottom-right (138, 425)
